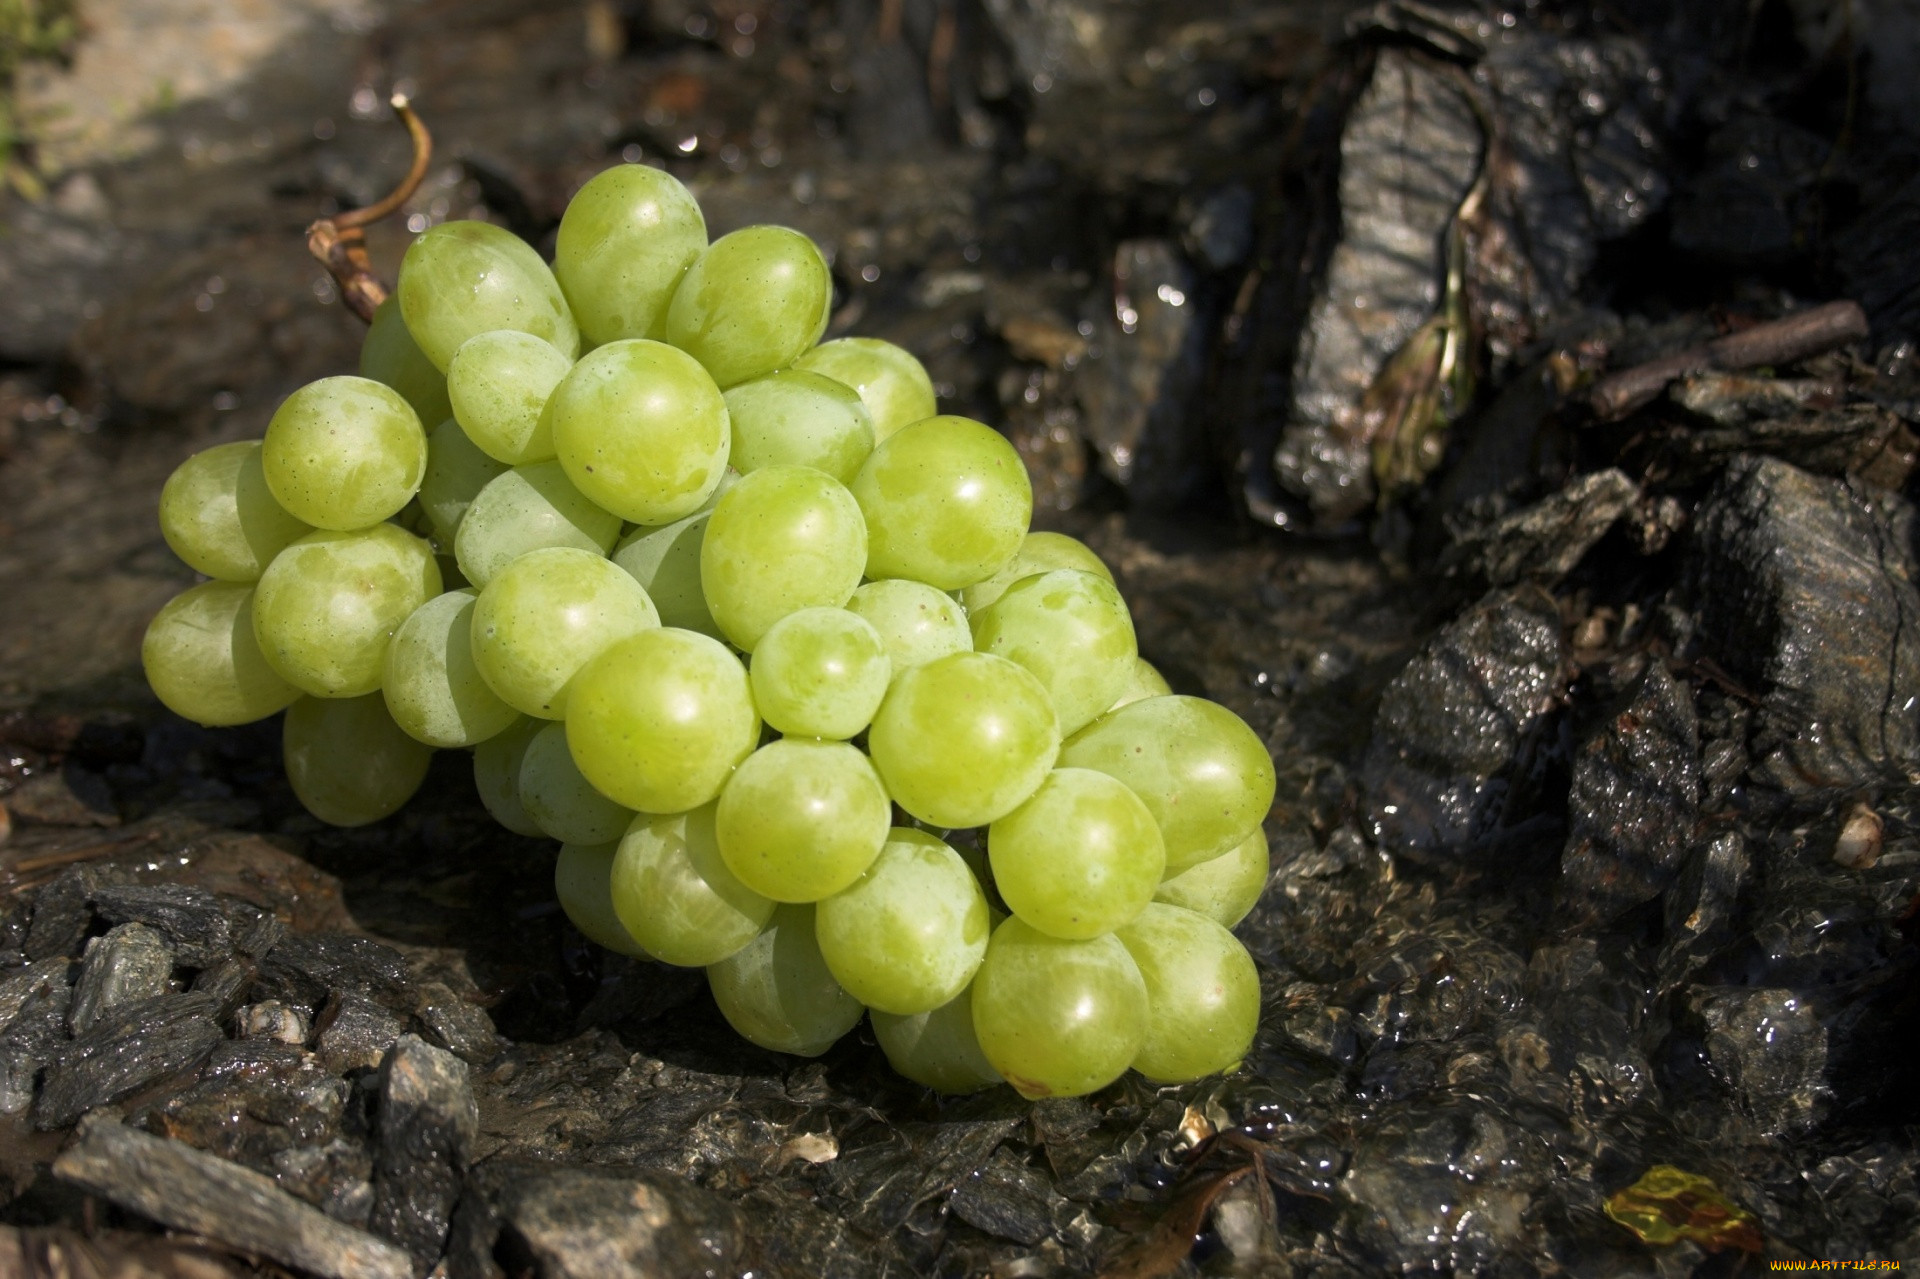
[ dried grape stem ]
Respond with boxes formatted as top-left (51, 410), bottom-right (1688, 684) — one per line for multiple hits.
top-left (306, 94), bottom-right (433, 324)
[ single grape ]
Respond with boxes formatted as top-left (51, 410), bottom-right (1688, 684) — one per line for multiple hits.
top-left (851, 416), bottom-right (1031, 590)
top-left (547, 339), bottom-right (730, 524)
top-left (159, 441), bottom-right (313, 581)
top-left (554, 163), bottom-right (707, 347)
top-left (1115, 903), bottom-right (1260, 1083)
top-left (871, 992), bottom-right (1004, 1094)
top-left (1061, 695), bottom-right (1277, 872)
top-left (988, 768), bottom-right (1164, 940)
top-left (518, 720), bottom-right (635, 844)
top-left (724, 369), bottom-right (875, 482)
top-left (473, 715), bottom-right (544, 836)
top-left (418, 418), bottom-right (510, 549)
top-left (715, 739), bottom-right (891, 903)
top-left (454, 460), bottom-right (622, 587)
top-left (359, 295), bottom-right (453, 428)
top-left (610, 803), bottom-right (774, 966)
top-left (844, 579), bottom-right (971, 671)
top-left (971, 569), bottom-right (1138, 737)
top-left (469, 546), bottom-right (658, 719)
top-left (611, 512), bottom-right (722, 639)
top-left (566, 628), bottom-right (760, 814)
top-left (261, 376), bottom-right (427, 531)
top-left (252, 524), bottom-right (441, 698)
top-left (959, 530), bottom-right (1114, 615)
top-left (1108, 657), bottom-right (1172, 712)
top-left (283, 693), bottom-right (433, 827)
top-left (1155, 827), bottom-right (1269, 927)
top-left (397, 220), bottom-right (580, 371)
top-left (867, 652), bottom-right (1059, 828)
top-left (700, 465), bottom-right (866, 652)
top-left (793, 337), bottom-right (937, 441)
top-left (447, 330), bottom-right (572, 465)
top-left (382, 589), bottom-right (517, 747)
top-left (970, 916), bottom-right (1147, 1099)
top-left (816, 828), bottom-right (989, 1014)
top-left (664, 226), bottom-right (831, 388)
top-left (748, 607), bottom-right (890, 739)
top-left (707, 904), bottom-right (863, 1057)
top-left (142, 582), bottom-right (299, 726)
top-left (555, 840), bottom-right (649, 958)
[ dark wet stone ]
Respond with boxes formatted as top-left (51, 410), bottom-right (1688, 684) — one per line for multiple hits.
top-left (258, 934), bottom-right (413, 1015)
top-left (1557, 661), bottom-right (1702, 925)
top-left (413, 982), bottom-right (501, 1066)
top-left (142, 1039), bottom-right (351, 1183)
top-left (1657, 831), bottom-right (1751, 992)
top-left (68, 922), bottom-right (175, 1035)
top-left (1441, 468), bottom-right (1640, 591)
top-left (91, 884), bottom-right (235, 969)
top-left (820, 1109), bottom-right (1023, 1235)
top-left (0, 960), bottom-right (71, 1115)
top-left (52, 1118), bottom-right (413, 1279)
top-left (1630, 392), bottom-right (1919, 492)
top-left (368, 1034), bottom-right (477, 1263)
top-left (0, 954), bottom-right (70, 1030)
top-left (190, 955), bottom-right (259, 1020)
top-left (24, 866), bottom-right (95, 962)
top-left (1684, 454), bottom-right (1920, 793)
top-left (315, 993), bottom-right (407, 1075)
top-left (273, 1138), bottom-right (376, 1228)
top-left (1362, 586), bottom-right (1567, 858)
top-left (34, 992), bottom-right (221, 1130)
top-left (1690, 986), bottom-right (1828, 1136)
top-left (6, 766), bottom-right (119, 827)
top-left (948, 1148), bottom-right (1061, 1246)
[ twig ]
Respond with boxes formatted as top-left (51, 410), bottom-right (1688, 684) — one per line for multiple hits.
top-left (1588, 300), bottom-right (1871, 421)
top-left (305, 94), bottom-right (433, 324)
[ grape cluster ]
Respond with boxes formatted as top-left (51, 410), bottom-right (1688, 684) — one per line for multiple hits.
top-left (142, 165), bottom-right (1277, 1099)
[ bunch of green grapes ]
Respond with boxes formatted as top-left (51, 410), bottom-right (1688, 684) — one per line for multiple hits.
top-left (143, 165), bottom-right (1276, 1098)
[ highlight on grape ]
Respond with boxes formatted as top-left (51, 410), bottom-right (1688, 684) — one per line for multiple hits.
top-left (144, 162), bottom-right (1278, 1099)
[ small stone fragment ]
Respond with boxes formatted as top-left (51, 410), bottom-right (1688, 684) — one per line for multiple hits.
top-left (242, 1000), bottom-right (310, 1044)
top-left (24, 866), bottom-right (95, 962)
top-left (1441, 469), bottom-right (1640, 590)
top-left (315, 992), bottom-right (407, 1074)
top-left (413, 982), bottom-right (502, 1065)
top-left (191, 955), bottom-right (259, 1019)
top-left (0, 962), bottom-right (71, 1114)
top-left (258, 934), bottom-right (413, 1013)
top-left (1691, 986), bottom-right (1829, 1136)
top-left (1833, 802), bottom-right (1884, 870)
top-left (68, 922), bottom-right (175, 1035)
top-left (91, 883), bottom-right (233, 968)
top-left (368, 1034), bottom-right (478, 1263)
top-left (33, 992), bottom-right (221, 1130)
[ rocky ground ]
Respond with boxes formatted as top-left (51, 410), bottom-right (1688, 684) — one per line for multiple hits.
top-left (2, 0), bottom-right (1919, 1274)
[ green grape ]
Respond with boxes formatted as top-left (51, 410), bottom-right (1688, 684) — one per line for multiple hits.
top-left (553, 163), bottom-right (707, 346)
top-left (360, 295), bottom-right (454, 428)
top-left (970, 916), bottom-right (1147, 1099)
top-left (473, 715), bottom-right (544, 836)
top-left (518, 720), bottom-right (634, 844)
top-left (469, 546), bottom-right (658, 719)
top-left (715, 739), bottom-right (890, 903)
top-left (867, 652), bottom-right (1059, 828)
top-left (815, 828), bottom-right (989, 1014)
top-left (970, 569), bottom-right (1138, 737)
top-left (252, 524), bottom-right (441, 698)
top-left (547, 339), bottom-right (731, 525)
top-left (664, 226), bottom-right (831, 388)
top-left (959, 530), bottom-right (1113, 614)
top-left (1061, 695), bottom-right (1277, 873)
top-left (844, 579), bottom-right (971, 671)
top-left (418, 418), bottom-right (510, 549)
top-left (447, 330), bottom-right (572, 465)
top-left (793, 337), bottom-right (937, 441)
top-left (748, 607), bottom-right (890, 740)
top-left (397, 220), bottom-right (581, 371)
top-left (142, 582), bottom-right (299, 726)
top-left (159, 441), bottom-right (313, 581)
top-left (566, 628), bottom-right (760, 813)
top-left (611, 803), bottom-right (774, 966)
top-left (283, 693), bottom-right (433, 827)
top-left (454, 460), bottom-right (622, 587)
top-left (261, 376), bottom-right (428, 531)
top-left (700, 465), bottom-right (866, 651)
top-left (610, 512), bottom-right (721, 639)
top-left (1115, 903), bottom-right (1260, 1083)
top-left (987, 767), bottom-right (1164, 940)
top-left (382, 589), bottom-right (517, 747)
top-left (871, 992), bottom-right (1004, 1094)
top-left (707, 904), bottom-right (863, 1057)
top-left (1108, 657), bottom-right (1172, 712)
top-left (851, 416), bottom-right (1031, 590)
top-left (1155, 827), bottom-right (1269, 928)
top-left (555, 840), bottom-right (649, 958)
top-left (724, 369), bottom-right (875, 482)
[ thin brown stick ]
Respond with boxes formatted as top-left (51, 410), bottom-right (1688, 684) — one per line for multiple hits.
top-left (306, 94), bottom-right (434, 324)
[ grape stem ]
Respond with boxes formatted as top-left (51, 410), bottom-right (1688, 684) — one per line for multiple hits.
top-left (305, 93), bottom-right (434, 324)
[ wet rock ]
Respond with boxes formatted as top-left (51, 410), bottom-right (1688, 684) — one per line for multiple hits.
top-left (368, 1035), bottom-right (478, 1263)
top-left (1833, 801), bottom-right (1885, 870)
top-left (1441, 468), bottom-right (1640, 590)
top-left (820, 1108), bottom-right (1023, 1235)
top-left (52, 1117), bottom-right (413, 1279)
top-left (1657, 831), bottom-right (1751, 991)
top-left (5, 766), bottom-right (120, 827)
top-left (1684, 454), bottom-right (1920, 793)
top-left (1690, 987), bottom-right (1829, 1135)
top-left (69, 922), bottom-right (175, 1035)
top-left (1669, 115), bottom-right (1830, 266)
top-left (1363, 586), bottom-right (1567, 858)
top-left (258, 934), bottom-right (413, 1014)
top-left (315, 993), bottom-right (407, 1075)
top-left (34, 992), bottom-right (221, 1129)
top-left (413, 982), bottom-right (501, 1066)
top-left (1629, 395), bottom-right (1919, 492)
top-left (190, 955), bottom-right (258, 1020)
top-left (24, 866), bottom-right (96, 962)
top-left (274, 1138), bottom-right (376, 1227)
top-left (91, 884), bottom-right (235, 969)
top-left (242, 1000), bottom-right (310, 1045)
top-left (948, 1149), bottom-right (1067, 1247)
top-left (0, 960), bottom-right (72, 1114)
top-left (144, 1039), bottom-right (351, 1183)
